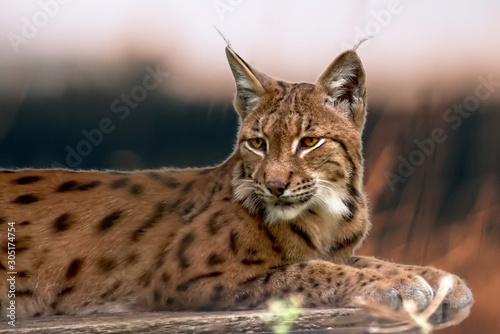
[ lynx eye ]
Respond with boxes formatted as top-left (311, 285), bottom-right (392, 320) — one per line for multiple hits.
top-left (248, 138), bottom-right (265, 150)
top-left (300, 137), bottom-right (319, 148)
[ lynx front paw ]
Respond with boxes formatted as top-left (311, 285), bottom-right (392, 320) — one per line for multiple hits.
top-left (419, 271), bottom-right (473, 325)
top-left (350, 257), bottom-right (473, 325)
top-left (359, 274), bottom-right (434, 312)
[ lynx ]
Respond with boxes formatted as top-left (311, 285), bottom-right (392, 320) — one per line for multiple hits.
top-left (0, 46), bottom-right (472, 326)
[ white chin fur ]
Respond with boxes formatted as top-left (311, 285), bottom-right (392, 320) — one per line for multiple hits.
top-left (265, 203), bottom-right (308, 223)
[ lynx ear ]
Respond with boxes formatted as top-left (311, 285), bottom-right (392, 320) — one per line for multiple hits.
top-left (316, 50), bottom-right (367, 130)
top-left (225, 47), bottom-right (268, 119)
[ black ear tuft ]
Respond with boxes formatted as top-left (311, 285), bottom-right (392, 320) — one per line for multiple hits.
top-left (225, 47), bottom-right (268, 119)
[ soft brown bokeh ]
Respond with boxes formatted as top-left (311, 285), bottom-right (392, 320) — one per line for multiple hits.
top-left (360, 106), bottom-right (500, 333)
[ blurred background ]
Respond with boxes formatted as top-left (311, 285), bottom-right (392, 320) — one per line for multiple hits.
top-left (0, 0), bottom-right (499, 332)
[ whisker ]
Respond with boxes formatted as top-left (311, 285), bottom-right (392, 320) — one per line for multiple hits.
top-left (236, 187), bottom-right (256, 192)
top-left (314, 179), bottom-right (337, 187)
top-left (314, 184), bottom-right (335, 193)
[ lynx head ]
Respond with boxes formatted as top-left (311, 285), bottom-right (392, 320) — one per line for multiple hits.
top-left (227, 47), bottom-right (366, 223)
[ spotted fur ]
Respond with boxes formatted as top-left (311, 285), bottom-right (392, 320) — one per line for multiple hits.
top-left (0, 47), bottom-right (472, 325)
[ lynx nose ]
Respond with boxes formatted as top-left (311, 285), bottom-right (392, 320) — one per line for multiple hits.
top-left (266, 180), bottom-right (287, 197)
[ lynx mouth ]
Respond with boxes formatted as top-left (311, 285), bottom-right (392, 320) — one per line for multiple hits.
top-left (273, 200), bottom-right (295, 207)
top-left (261, 194), bottom-right (313, 222)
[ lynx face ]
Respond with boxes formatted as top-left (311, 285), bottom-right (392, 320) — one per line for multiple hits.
top-left (229, 49), bottom-right (367, 223)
